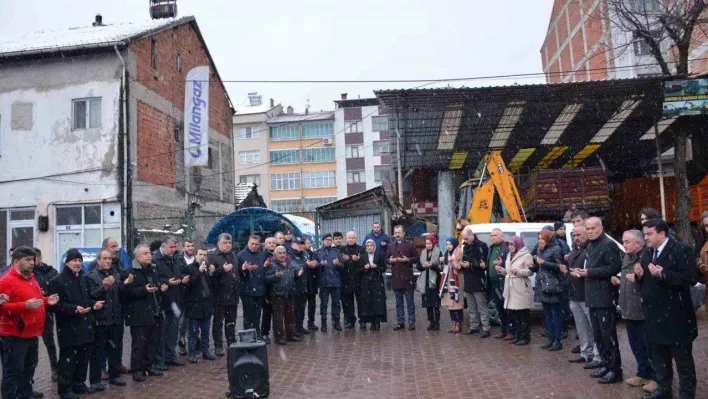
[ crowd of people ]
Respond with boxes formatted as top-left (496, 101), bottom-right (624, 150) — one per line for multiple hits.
top-left (0, 211), bottom-right (706, 399)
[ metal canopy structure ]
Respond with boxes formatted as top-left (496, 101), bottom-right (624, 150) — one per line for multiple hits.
top-left (375, 78), bottom-right (704, 179)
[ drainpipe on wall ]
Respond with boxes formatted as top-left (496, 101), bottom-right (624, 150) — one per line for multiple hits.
top-left (114, 45), bottom-right (132, 249)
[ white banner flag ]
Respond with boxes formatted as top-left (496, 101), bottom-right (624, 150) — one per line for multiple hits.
top-left (184, 66), bottom-right (210, 167)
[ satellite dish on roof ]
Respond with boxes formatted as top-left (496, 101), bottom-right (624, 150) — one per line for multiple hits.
top-left (150, 0), bottom-right (178, 19)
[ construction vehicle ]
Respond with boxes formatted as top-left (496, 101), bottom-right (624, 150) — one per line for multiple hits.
top-left (458, 151), bottom-right (527, 224)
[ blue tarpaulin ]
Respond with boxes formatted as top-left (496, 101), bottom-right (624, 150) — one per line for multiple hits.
top-left (206, 207), bottom-right (311, 246)
top-left (59, 247), bottom-right (131, 272)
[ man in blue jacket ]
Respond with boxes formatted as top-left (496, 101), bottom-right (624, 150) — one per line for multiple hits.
top-left (316, 234), bottom-right (343, 332)
top-left (260, 237), bottom-right (276, 344)
top-left (238, 235), bottom-right (268, 341)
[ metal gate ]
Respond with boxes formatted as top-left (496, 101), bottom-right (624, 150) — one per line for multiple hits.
top-left (319, 213), bottom-right (382, 243)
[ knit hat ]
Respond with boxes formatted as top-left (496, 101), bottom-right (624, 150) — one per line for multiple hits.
top-left (322, 233), bottom-right (332, 240)
top-left (554, 220), bottom-right (565, 231)
top-left (542, 225), bottom-right (554, 231)
top-left (65, 248), bottom-right (83, 264)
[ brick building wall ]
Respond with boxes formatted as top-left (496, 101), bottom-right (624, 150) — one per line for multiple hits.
top-left (137, 101), bottom-right (176, 187)
top-left (541, 0), bottom-right (612, 83)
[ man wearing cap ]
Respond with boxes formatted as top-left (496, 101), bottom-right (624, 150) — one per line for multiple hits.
top-left (0, 246), bottom-right (59, 399)
top-left (49, 248), bottom-right (104, 398)
top-left (289, 238), bottom-right (310, 335)
top-left (316, 233), bottom-right (343, 332)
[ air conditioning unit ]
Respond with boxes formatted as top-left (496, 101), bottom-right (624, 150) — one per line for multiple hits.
top-left (322, 138), bottom-right (332, 146)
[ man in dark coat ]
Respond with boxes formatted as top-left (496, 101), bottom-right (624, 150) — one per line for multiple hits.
top-left (488, 229), bottom-right (510, 339)
top-left (86, 250), bottom-right (127, 390)
top-left (572, 217), bottom-right (622, 384)
top-left (32, 248), bottom-right (59, 382)
top-left (48, 249), bottom-right (102, 398)
top-left (237, 235), bottom-right (268, 340)
top-left (386, 225), bottom-right (419, 331)
top-left (290, 239), bottom-right (310, 336)
top-left (182, 246), bottom-right (215, 363)
top-left (265, 246), bottom-right (303, 345)
top-left (209, 233), bottom-right (240, 356)
top-left (153, 236), bottom-right (186, 369)
top-left (123, 244), bottom-right (166, 382)
top-left (303, 238), bottom-right (319, 331)
top-left (630, 219), bottom-right (698, 399)
top-left (260, 237), bottom-right (276, 344)
top-left (340, 232), bottom-right (366, 329)
top-left (316, 233), bottom-right (344, 332)
top-left (615, 230), bottom-right (656, 393)
top-left (459, 226), bottom-right (490, 337)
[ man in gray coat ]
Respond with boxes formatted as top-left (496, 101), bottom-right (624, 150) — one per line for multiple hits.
top-left (615, 230), bottom-right (656, 393)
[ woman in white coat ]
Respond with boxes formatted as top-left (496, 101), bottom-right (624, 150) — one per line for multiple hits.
top-left (500, 235), bottom-right (534, 346)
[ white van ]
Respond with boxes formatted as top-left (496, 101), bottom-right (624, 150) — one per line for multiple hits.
top-left (469, 222), bottom-right (624, 312)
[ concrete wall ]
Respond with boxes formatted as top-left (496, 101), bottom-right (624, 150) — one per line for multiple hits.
top-left (0, 53), bottom-right (123, 260)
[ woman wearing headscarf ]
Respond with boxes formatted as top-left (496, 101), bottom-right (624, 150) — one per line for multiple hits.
top-left (439, 238), bottom-right (464, 333)
top-left (416, 236), bottom-right (442, 331)
top-left (501, 236), bottom-right (534, 346)
top-left (359, 239), bottom-right (387, 331)
top-left (531, 229), bottom-right (565, 351)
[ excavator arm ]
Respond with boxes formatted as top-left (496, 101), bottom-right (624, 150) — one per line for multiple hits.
top-left (464, 151), bottom-right (526, 224)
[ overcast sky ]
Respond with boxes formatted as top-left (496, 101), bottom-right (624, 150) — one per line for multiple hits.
top-left (0, 0), bottom-right (554, 111)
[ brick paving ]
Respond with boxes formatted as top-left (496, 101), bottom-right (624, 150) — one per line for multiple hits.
top-left (30, 296), bottom-right (708, 399)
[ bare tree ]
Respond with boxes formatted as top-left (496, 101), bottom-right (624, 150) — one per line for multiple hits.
top-left (603, 0), bottom-right (707, 244)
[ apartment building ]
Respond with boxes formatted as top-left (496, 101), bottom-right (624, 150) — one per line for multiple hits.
top-left (334, 95), bottom-right (391, 198)
top-left (266, 111), bottom-right (338, 214)
top-left (233, 93), bottom-right (283, 205)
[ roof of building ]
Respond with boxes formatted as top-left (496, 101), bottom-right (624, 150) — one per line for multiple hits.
top-left (335, 98), bottom-right (380, 108)
top-left (234, 103), bottom-right (277, 115)
top-left (373, 77), bottom-right (708, 180)
top-left (0, 16), bottom-right (234, 112)
top-left (0, 16), bottom-right (193, 57)
top-left (268, 111), bottom-right (335, 124)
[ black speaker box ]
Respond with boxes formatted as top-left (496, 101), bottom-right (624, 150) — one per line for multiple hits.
top-left (227, 340), bottom-right (269, 398)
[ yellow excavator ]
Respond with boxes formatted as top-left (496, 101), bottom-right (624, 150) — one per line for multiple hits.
top-left (458, 151), bottom-right (527, 224)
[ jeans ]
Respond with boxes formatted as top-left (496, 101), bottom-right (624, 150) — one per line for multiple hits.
top-left (569, 300), bottom-right (599, 361)
top-left (590, 307), bottom-right (622, 373)
top-left (319, 287), bottom-right (341, 322)
top-left (57, 344), bottom-right (91, 396)
top-left (626, 319), bottom-right (655, 380)
top-left (90, 325), bottom-right (122, 384)
top-left (489, 280), bottom-right (511, 334)
top-left (542, 302), bottom-right (563, 341)
top-left (188, 318), bottom-right (211, 358)
top-left (130, 321), bottom-right (161, 372)
top-left (465, 292), bottom-right (489, 331)
top-left (241, 295), bottom-right (264, 336)
top-left (156, 310), bottom-right (180, 365)
top-left (394, 288), bottom-right (415, 326)
top-left (41, 313), bottom-right (58, 371)
top-left (213, 305), bottom-right (238, 349)
top-left (1, 336), bottom-right (38, 399)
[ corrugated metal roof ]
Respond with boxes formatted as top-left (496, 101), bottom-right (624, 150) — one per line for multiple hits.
top-left (0, 16), bottom-right (194, 57)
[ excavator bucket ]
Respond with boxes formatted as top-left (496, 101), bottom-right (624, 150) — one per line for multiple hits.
top-left (487, 152), bottom-right (526, 223)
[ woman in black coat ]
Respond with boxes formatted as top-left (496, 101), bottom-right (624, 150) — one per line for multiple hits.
top-left (531, 229), bottom-right (565, 351)
top-left (359, 239), bottom-right (387, 330)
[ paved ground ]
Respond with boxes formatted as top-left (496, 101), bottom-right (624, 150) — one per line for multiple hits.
top-left (30, 295), bottom-right (708, 399)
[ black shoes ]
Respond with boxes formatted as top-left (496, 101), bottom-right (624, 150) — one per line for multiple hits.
top-left (590, 367), bottom-right (609, 378)
top-left (642, 389), bottom-right (672, 399)
top-left (109, 377), bottom-right (126, 386)
top-left (166, 359), bottom-right (185, 367)
top-left (333, 322), bottom-right (343, 331)
top-left (146, 367), bottom-right (164, 377)
top-left (548, 341), bottom-right (563, 351)
top-left (203, 353), bottom-right (216, 360)
top-left (132, 371), bottom-right (146, 382)
top-left (515, 340), bottom-right (529, 346)
top-left (408, 324), bottom-right (416, 331)
top-left (153, 364), bottom-right (168, 371)
top-left (479, 331), bottom-right (491, 338)
top-left (540, 340), bottom-right (554, 350)
top-left (467, 329), bottom-right (480, 335)
top-left (568, 357), bottom-right (586, 363)
top-left (431, 322), bottom-right (440, 331)
top-left (287, 336), bottom-right (302, 343)
top-left (571, 344), bottom-right (581, 354)
top-left (597, 370), bottom-right (623, 384)
top-left (393, 324), bottom-right (405, 331)
top-left (72, 384), bottom-right (95, 394)
top-left (308, 323), bottom-right (319, 331)
top-left (321, 323), bottom-right (328, 333)
top-left (584, 360), bottom-right (603, 370)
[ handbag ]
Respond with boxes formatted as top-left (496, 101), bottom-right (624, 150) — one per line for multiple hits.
top-left (541, 271), bottom-right (562, 295)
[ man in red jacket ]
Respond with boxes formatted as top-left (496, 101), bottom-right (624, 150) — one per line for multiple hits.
top-left (0, 246), bottom-right (59, 399)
